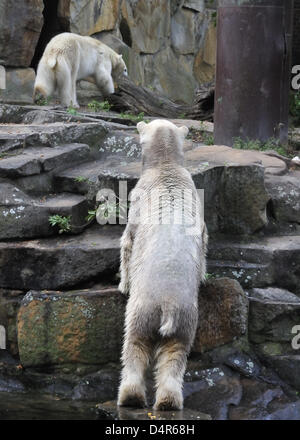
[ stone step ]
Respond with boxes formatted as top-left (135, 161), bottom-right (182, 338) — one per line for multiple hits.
top-left (0, 224), bottom-right (122, 290)
top-left (16, 278), bottom-right (247, 368)
top-left (0, 122), bottom-right (108, 155)
top-left (208, 235), bottom-right (300, 295)
top-left (0, 182), bottom-right (88, 240)
top-left (248, 287), bottom-right (300, 391)
top-left (265, 170), bottom-right (300, 224)
top-left (55, 145), bottom-right (285, 235)
top-left (0, 143), bottom-right (91, 178)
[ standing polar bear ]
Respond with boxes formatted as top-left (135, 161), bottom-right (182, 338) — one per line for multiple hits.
top-left (118, 119), bottom-right (208, 411)
top-left (33, 32), bottom-right (127, 108)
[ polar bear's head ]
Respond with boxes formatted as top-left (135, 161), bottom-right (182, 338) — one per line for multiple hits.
top-left (137, 119), bottom-right (188, 169)
top-left (112, 54), bottom-right (128, 79)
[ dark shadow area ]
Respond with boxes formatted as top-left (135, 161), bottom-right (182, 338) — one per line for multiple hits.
top-left (119, 17), bottom-right (132, 48)
top-left (31, 0), bottom-right (69, 70)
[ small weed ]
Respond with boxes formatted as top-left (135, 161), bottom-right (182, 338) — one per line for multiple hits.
top-left (86, 198), bottom-right (130, 224)
top-left (67, 106), bottom-right (78, 115)
top-left (202, 133), bottom-right (214, 145)
top-left (36, 96), bottom-right (50, 106)
top-left (233, 137), bottom-right (288, 157)
top-left (120, 112), bottom-right (148, 123)
top-left (178, 113), bottom-right (186, 119)
top-left (74, 176), bottom-right (88, 183)
top-left (88, 100), bottom-right (111, 112)
top-left (49, 215), bottom-right (72, 234)
top-left (205, 273), bottom-right (215, 281)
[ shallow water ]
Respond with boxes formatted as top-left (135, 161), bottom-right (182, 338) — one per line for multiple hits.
top-left (0, 392), bottom-right (108, 420)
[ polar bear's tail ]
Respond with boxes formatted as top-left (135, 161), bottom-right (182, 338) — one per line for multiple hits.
top-left (33, 56), bottom-right (56, 99)
top-left (159, 306), bottom-right (179, 337)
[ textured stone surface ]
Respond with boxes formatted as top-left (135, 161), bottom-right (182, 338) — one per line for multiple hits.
top-left (208, 235), bottom-right (300, 294)
top-left (0, 144), bottom-right (90, 178)
top-left (0, 290), bottom-right (24, 356)
top-left (194, 21), bottom-right (217, 83)
top-left (171, 7), bottom-right (196, 54)
top-left (59, 0), bottom-right (119, 36)
top-left (16, 278), bottom-right (247, 367)
top-left (0, 122), bottom-right (108, 155)
top-left (0, 225), bottom-right (122, 290)
top-left (265, 171), bottom-right (300, 224)
top-left (121, 0), bottom-right (171, 54)
top-left (0, 1), bottom-right (43, 67)
top-left (193, 278), bottom-right (248, 353)
top-left (98, 400), bottom-right (211, 420)
top-left (0, 183), bottom-right (88, 239)
top-left (17, 287), bottom-right (127, 368)
top-left (248, 287), bottom-right (300, 344)
top-left (0, 68), bottom-right (35, 104)
top-left (142, 48), bottom-right (198, 104)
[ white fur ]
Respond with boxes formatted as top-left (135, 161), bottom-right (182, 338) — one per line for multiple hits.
top-left (118, 119), bottom-right (208, 410)
top-left (34, 32), bottom-right (127, 108)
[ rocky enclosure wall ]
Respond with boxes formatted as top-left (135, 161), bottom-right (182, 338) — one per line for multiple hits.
top-left (0, 0), bottom-right (217, 105)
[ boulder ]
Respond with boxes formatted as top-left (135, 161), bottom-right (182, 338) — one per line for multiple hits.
top-left (0, 289), bottom-right (24, 355)
top-left (58, 0), bottom-right (119, 35)
top-left (248, 287), bottom-right (300, 345)
top-left (17, 288), bottom-right (127, 368)
top-left (0, 224), bottom-right (122, 290)
top-left (265, 171), bottom-right (300, 224)
top-left (0, 68), bottom-right (35, 104)
top-left (16, 278), bottom-right (247, 367)
top-left (248, 287), bottom-right (300, 391)
top-left (121, 0), bottom-right (171, 54)
top-left (171, 7), bottom-right (196, 54)
top-left (0, 0), bottom-right (43, 67)
top-left (193, 278), bottom-right (248, 353)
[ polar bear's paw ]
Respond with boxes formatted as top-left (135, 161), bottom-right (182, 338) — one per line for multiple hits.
top-left (154, 388), bottom-right (183, 411)
top-left (118, 382), bottom-right (147, 408)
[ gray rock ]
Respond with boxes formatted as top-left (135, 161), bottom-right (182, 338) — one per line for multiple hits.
top-left (229, 378), bottom-right (300, 420)
top-left (0, 122), bottom-right (108, 155)
top-left (265, 171), bottom-right (300, 224)
top-left (0, 182), bottom-right (88, 239)
top-left (248, 287), bottom-right (300, 390)
top-left (183, 366), bottom-right (242, 420)
top-left (208, 235), bottom-right (300, 294)
top-left (96, 400), bottom-right (212, 420)
top-left (0, 224), bottom-right (122, 290)
top-left (0, 68), bottom-right (35, 105)
top-left (0, 2), bottom-right (43, 66)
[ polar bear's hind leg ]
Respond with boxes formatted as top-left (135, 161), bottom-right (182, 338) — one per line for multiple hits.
top-left (56, 57), bottom-right (73, 107)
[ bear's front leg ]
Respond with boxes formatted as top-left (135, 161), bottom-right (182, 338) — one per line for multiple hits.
top-left (118, 223), bottom-right (135, 295)
top-left (95, 68), bottom-right (115, 96)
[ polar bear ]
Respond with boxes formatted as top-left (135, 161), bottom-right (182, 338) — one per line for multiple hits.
top-left (117, 119), bottom-right (208, 411)
top-left (33, 32), bottom-right (127, 108)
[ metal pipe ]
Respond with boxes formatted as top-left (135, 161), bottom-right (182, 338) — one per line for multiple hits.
top-left (214, 0), bottom-right (294, 146)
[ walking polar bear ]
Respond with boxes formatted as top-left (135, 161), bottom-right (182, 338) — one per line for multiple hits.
top-left (118, 119), bottom-right (208, 411)
top-left (33, 32), bottom-right (127, 108)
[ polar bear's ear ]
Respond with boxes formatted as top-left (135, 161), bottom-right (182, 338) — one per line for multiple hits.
top-left (178, 125), bottom-right (189, 138)
top-left (137, 121), bottom-right (147, 133)
top-left (118, 54), bottom-right (123, 59)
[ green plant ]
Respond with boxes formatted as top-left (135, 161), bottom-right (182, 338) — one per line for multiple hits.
top-left (49, 215), bottom-right (72, 234)
top-left (202, 133), bottom-right (214, 145)
top-left (233, 137), bottom-right (287, 157)
top-left (74, 176), bottom-right (88, 183)
top-left (67, 106), bottom-right (78, 115)
top-left (290, 90), bottom-right (300, 126)
top-left (36, 96), bottom-right (50, 106)
top-left (120, 112), bottom-right (148, 123)
top-left (88, 100), bottom-right (111, 112)
top-left (86, 198), bottom-right (130, 223)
